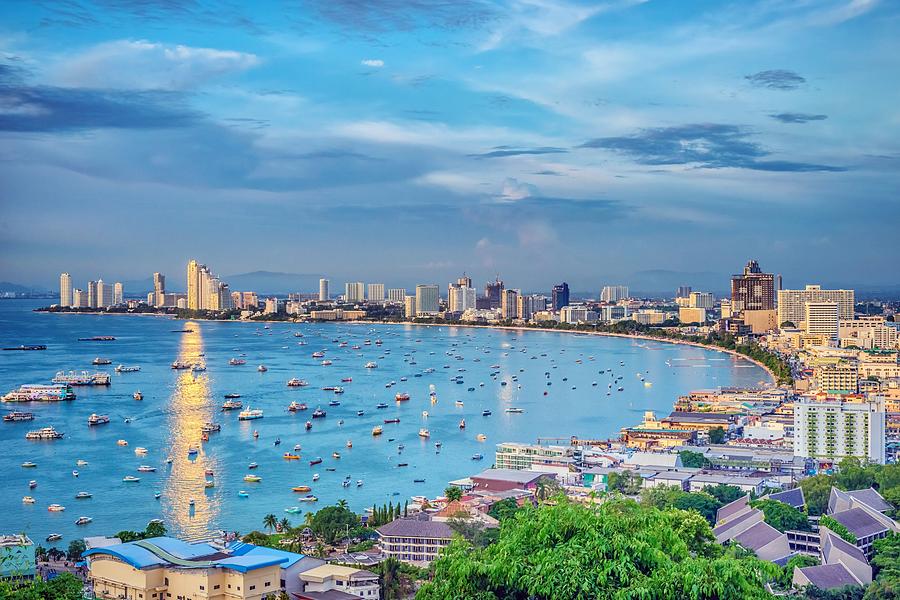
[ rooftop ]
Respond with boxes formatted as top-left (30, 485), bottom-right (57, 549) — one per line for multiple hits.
top-left (472, 468), bottom-right (553, 485)
top-left (766, 487), bottom-right (805, 510)
top-left (847, 488), bottom-right (893, 513)
top-left (377, 518), bottom-right (454, 539)
top-left (831, 508), bottom-right (890, 538)
top-left (733, 521), bottom-right (782, 551)
top-left (797, 564), bottom-right (861, 590)
top-left (300, 564), bottom-right (377, 581)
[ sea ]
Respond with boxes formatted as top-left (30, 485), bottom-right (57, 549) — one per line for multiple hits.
top-left (0, 299), bottom-right (770, 546)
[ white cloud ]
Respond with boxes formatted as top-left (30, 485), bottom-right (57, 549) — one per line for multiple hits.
top-left (361, 59), bottom-right (385, 68)
top-left (50, 40), bottom-right (260, 90)
top-left (498, 177), bottom-right (538, 202)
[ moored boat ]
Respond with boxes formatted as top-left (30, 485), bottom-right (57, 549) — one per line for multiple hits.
top-left (238, 407), bottom-right (263, 420)
top-left (4, 411), bottom-right (34, 422)
top-left (25, 426), bottom-right (63, 440)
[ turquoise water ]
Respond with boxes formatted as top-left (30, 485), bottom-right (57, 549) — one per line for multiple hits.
top-left (0, 300), bottom-right (770, 545)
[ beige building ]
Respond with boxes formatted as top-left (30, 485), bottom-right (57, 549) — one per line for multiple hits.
top-left (297, 564), bottom-right (380, 599)
top-left (777, 285), bottom-right (854, 328)
top-left (742, 309), bottom-right (777, 334)
top-left (805, 302), bottom-right (840, 340)
top-left (679, 307), bottom-right (706, 324)
top-left (816, 362), bottom-right (859, 393)
top-left (840, 317), bottom-right (898, 350)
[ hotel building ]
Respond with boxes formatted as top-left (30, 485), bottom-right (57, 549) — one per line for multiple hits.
top-left (344, 282), bottom-right (365, 302)
top-left (500, 288), bottom-right (519, 320)
top-left (793, 394), bottom-right (886, 464)
top-left (415, 285), bottom-right (440, 316)
top-left (153, 272), bottom-right (166, 307)
top-left (367, 283), bottom-right (385, 302)
top-left (730, 260), bottom-right (775, 314)
top-left (318, 278), bottom-right (329, 301)
top-left (600, 285), bottom-right (628, 302)
top-left (777, 285), bottom-right (855, 328)
top-left (376, 519), bottom-right (454, 565)
top-left (387, 288), bottom-right (406, 303)
top-left (806, 302), bottom-right (840, 340)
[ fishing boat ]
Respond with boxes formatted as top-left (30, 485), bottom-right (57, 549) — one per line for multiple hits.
top-left (123, 476), bottom-right (140, 483)
top-left (291, 485), bottom-right (311, 493)
top-left (222, 399), bottom-right (243, 410)
top-left (133, 391), bottom-right (143, 400)
top-left (115, 365), bottom-right (141, 373)
top-left (22, 496), bottom-right (35, 504)
top-left (371, 426), bottom-right (383, 436)
top-left (75, 492), bottom-right (92, 499)
top-left (311, 408), bottom-right (326, 418)
top-left (418, 428), bottom-right (430, 438)
top-left (75, 516), bottom-right (92, 525)
top-left (3, 411), bottom-right (34, 422)
top-left (84, 414), bottom-right (109, 428)
top-left (243, 474), bottom-right (262, 482)
top-left (258, 365), bottom-right (268, 372)
top-left (283, 453), bottom-right (300, 460)
top-left (309, 457), bottom-right (323, 466)
top-left (287, 378), bottom-right (308, 387)
top-left (238, 407), bottom-right (263, 420)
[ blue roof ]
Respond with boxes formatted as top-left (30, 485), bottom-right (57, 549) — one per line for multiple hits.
top-left (83, 537), bottom-right (304, 573)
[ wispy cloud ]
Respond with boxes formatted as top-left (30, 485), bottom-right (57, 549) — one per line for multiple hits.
top-left (361, 58), bottom-right (384, 67)
top-left (744, 69), bottom-right (806, 90)
top-left (769, 112), bottom-right (828, 124)
top-left (469, 146), bottom-right (568, 158)
top-left (581, 123), bottom-right (845, 172)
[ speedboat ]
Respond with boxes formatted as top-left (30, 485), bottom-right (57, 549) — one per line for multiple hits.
top-left (75, 516), bottom-right (92, 525)
top-left (172, 361), bottom-right (191, 370)
top-left (365, 362), bottom-right (377, 369)
top-left (92, 357), bottom-right (111, 365)
top-left (472, 453), bottom-right (484, 460)
top-left (384, 418), bottom-right (400, 424)
top-left (376, 403), bottom-right (388, 409)
top-left (312, 408), bottom-right (326, 418)
top-left (305, 421), bottom-right (312, 430)
top-left (248, 462), bottom-right (258, 469)
top-left (29, 480), bottom-right (37, 488)
top-left (135, 447), bottom-right (148, 455)
top-left (47, 504), bottom-right (65, 512)
top-left (477, 434), bottom-right (487, 441)
top-left (137, 465), bottom-right (156, 472)
top-left (283, 453), bottom-right (300, 460)
top-left (72, 470), bottom-right (79, 477)
top-left (46, 533), bottom-right (63, 542)
top-left (224, 393), bottom-right (242, 399)
top-left (284, 506), bottom-right (302, 514)
top-left (123, 476), bottom-right (140, 483)
top-left (312, 473), bottom-right (319, 481)
top-left (238, 490), bottom-right (249, 498)
top-left (116, 439), bottom-right (127, 447)
top-left (418, 428), bottom-right (430, 438)
top-left (371, 426), bottom-right (383, 436)
top-left (356, 480), bottom-right (363, 487)
top-left (243, 474), bottom-right (262, 482)
top-left (76, 460), bottom-right (89, 466)
top-left (191, 364), bottom-right (206, 372)
top-left (22, 462), bottom-right (37, 468)
top-left (332, 452), bottom-right (341, 459)
top-left (258, 365), bottom-right (267, 372)
top-left (357, 410), bottom-right (364, 416)
top-left (482, 410), bottom-right (492, 416)
top-left (75, 491), bottom-right (92, 499)
top-left (297, 495), bottom-right (318, 502)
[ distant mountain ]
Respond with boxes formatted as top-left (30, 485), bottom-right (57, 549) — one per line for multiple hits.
top-left (224, 271), bottom-right (324, 294)
top-left (0, 281), bottom-right (48, 293)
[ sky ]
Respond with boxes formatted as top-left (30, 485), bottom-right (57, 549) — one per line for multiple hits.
top-left (1, 0), bottom-right (899, 293)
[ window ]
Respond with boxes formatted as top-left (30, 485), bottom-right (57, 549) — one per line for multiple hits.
top-left (249, 585), bottom-right (255, 591)
top-left (213, 585), bottom-right (220, 590)
top-left (199, 586), bottom-right (204, 591)
top-left (265, 581), bottom-right (271, 587)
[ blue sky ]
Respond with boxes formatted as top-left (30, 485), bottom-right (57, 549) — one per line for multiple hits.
top-left (1, 0), bottom-right (898, 292)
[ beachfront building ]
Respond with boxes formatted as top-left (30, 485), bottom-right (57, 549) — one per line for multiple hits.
top-left (59, 272), bottom-right (71, 307)
top-left (345, 282), bottom-right (365, 303)
top-left (793, 394), bottom-right (886, 464)
top-left (495, 442), bottom-right (573, 470)
top-left (85, 536), bottom-right (305, 600)
top-left (415, 285), bottom-right (440, 316)
top-left (376, 518), bottom-right (454, 565)
top-left (318, 279), bottom-right (329, 301)
top-left (0, 535), bottom-right (35, 581)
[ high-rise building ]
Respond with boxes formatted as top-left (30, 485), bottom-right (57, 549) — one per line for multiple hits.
top-left (777, 285), bottom-right (854, 328)
top-left (551, 282), bottom-right (569, 311)
top-left (318, 278), bottom-right (329, 301)
top-left (794, 394), bottom-right (886, 464)
top-left (187, 260), bottom-right (201, 310)
top-left (345, 282), bottom-right (365, 302)
top-left (485, 277), bottom-right (504, 309)
top-left (689, 292), bottom-right (714, 309)
top-left (600, 285), bottom-right (629, 302)
top-left (367, 283), bottom-right (385, 302)
top-left (153, 273), bottom-right (166, 307)
top-left (59, 273), bottom-right (71, 307)
top-left (676, 286), bottom-right (692, 299)
top-left (186, 260), bottom-right (230, 311)
top-left (805, 301), bottom-right (840, 340)
top-left (730, 260), bottom-right (774, 314)
top-left (404, 295), bottom-right (417, 318)
top-left (456, 274), bottom-right (472, 288)
top-left (72, 288), bottom-right (86, 307)
top-left (415, 285), bottom-right (440, 316)
top-left (501, 289), bottom-right (519, 320)
top-left (113, 282), bottom-right (124, 305)
top-left (517, 294), bottom-right (536, 320)
top-left (96, 279), bottom-right (113, 308)
top-left (387, 288), bottom-right (406, 303)
top-left (87, 281), bottom-right (97, 308)
top-left (448, 283), bottom-right (476, 313)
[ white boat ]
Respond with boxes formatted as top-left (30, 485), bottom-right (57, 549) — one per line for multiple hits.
top-left (76, 460), bottom-right (88, 466)
top-left (75, 492), bottom-right (92, 499)
top-left (365, 362), bottom-right (377, 369)
top-left (286, 378), bottom-right (308, 387)
top-left (22, 496), bottom-right (35, 504)
top-left (171, 361), bottom-right (191, 370)
top-left (137, 465), bottom-right (156, 472)
top-left (134, 447), bottom-right (148, 455)
top-left (133, 391), bottom-right (143, 401)
top-left (115, 365), bottom-right (141, 373)
top-left (117, 439), bottom-right (128, 446)
top-left (505, 407), bottom-right (525, 414)
top-left (418, 428), bottom-right (430, 438)
top-left (25, 426), bottom-right (64, 440)
top-left (258, 365), bottom-right (268, 372)
top-left (123, 476), bottom-right (140, 483)
top-left (47, 504), bottom-right (65, 512)
top-left (75, 516), bottom-right (92, 525)
top-left (52, 371), bottom-right (111, 386)
top-left (191, 364), bottom-right (207, 372)
top-left (87, 413), bottom-right (110, 426)
top-left (238, 408), bottom-right (264, 420)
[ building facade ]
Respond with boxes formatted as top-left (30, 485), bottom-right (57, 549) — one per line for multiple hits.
top-left (551, 282), bottom-right (569, 311)
top-left (600, 285), bottom-right (629, 302)
top-left (344, 282), bottom-right (365, 303)
top-left (153, 272), bottom-right (166, 307)
top-left (318, 278), bottom-right (329, 301)
top-left (794, 394), bottom-right (886, 464)
top-left (731, 260), bottom-right (775, 314)
top-left (59, 272), bottom-right (71, 307)
top-left (777, 285), bottom-right (855, 328)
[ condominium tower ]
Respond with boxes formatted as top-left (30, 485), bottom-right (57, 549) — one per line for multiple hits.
top-left (551, 282), bottom-right (569, 311)
top-left (415, 285), bottom-right (440, 316)
top-left (777, 285), bottom-right (854, 328)
top-left (794, 394), bottom-right (886, 464)
top-left (153, 272), bottom-right (166, 307)
top-left (600, 285), bottom-right (629, 302)
top-left (319, 278), bottom-right (329, 301)
top-left (501, 289), bottom-right (519, 320)
top-left (730, 260), bottom-right (775, 314)
top-left (59, 272), bottom-right (71, 307)
top-left (367, 283), bottom-right (385, 302)
top-left (344, 282), bottom-right (365, 302)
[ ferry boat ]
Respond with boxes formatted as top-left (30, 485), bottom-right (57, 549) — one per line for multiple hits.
top-left (4, 411), bottom-right (34, 422)
top-left (288, 401), bottom-right (307, 412)
top-left (26, 426), bottom-right (63, 440)
top-left (52, 371), bottom-right (111, 386)
top-left (133, 391), bottom-right (143, 401)
top-left (92, 357), bottom-right (112, 365)
top-left (87, 414), bottom-right (110, 426)
top-left (292, 485), bottom-right (312, 492)
top-left (229, 358), bottom-right (246, 366)
top-left (3, 384), bottom-right (76, 403)
top-left (75, 516), bottom-right (92, 525)
top-left (75, 492), bottom-right (92, 499)
top-left (505, 407), bottom-right (525, 414)
top-left (222, 400), bottom-right (243, 411)
top-left (48, 504), bottom-right (66, 512)
top-left (395, 392), bottom-right (410, 402)
top-left (171, 361), bottom-right (191, 370)
top-left (137, 465), bottom-right (156, 472)
top-left (201, 422), bottom-right (221, 433)
top-left (115, 365), bottom-right (141, 373)
top-left (372, 426), bottom-right (383, 436)
top-left (418, 428), bottom-right (430, 438)
top-left (383, 418), bottom-right (400, 424)
top-left (311, 408), bottom-right (326, 418)
top-left (258, 365), bottom-right (267, 372)
top-left (224, 393), bottom-right (242, 399)
top-left (365, 362), bottom-right (377, 369)
top-left (243, 474), bottom-right (262, 482)
top-left (286, 378), bottom-right (308, 387)
top-left (309, 457), bottom-right (323, 466)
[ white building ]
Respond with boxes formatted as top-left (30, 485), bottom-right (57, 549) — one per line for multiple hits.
top-left (96, 279), bottom-right (114, 308)
top-left (72, 288), bottom-right (87, 307)
top-left (415, 285), bottom-right (440, 316)
top-left (59, 272), bottom-right (71, 307)
top-left (387, 288), bottom-right (406, 303)
top-left (318, 278), bottom-right (329, 301)
top-left (345, 282), bottom-right (365, 302)
top-left (367, 283), bottom-right (385, 302)
top-left (264, 298), bottom-right (279, 314)
top-left (777, 285), bottom-right (854, 328)
top-left (806, 301), bottom-right (840, 341)
top-left (517, 294), bottom-right (537, 321)
top-left (599, 305), bottom-right (627, 322)
top-left (794, 394), bottom-right (886, 464)
top-left (404, 295), bottom-right (417, 318)
top-left (689, 292), bottom-right (715, 309)
top-left (298, 564), bottom-right (380, 599)
top-left (448, 284), bottom-right (477, 313)
top-left (113, 282), bottom-right (123, 305)
top-left (840, 317), bottom-right (898, 350)
top-left (560, 306), bottom-right (597, 324)
top-left (600, 285), bottom-right (629, 302)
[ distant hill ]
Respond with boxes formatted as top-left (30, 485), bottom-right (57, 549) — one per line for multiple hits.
top-left (0, 281), bottom-right (48, 293)
top-left (224, 271), bottom-right (324, 294)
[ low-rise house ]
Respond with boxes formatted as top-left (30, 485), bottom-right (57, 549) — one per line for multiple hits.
top-left (376, 517), bottom-right (454, 565)
top-left (642, 470), bottom-right (693, 491)
top-left (470, 469), bottom-right (556, 493)
top-left (297, 564), bottom-right (380, 599)
top-left (713, 495), bottom-right (792, 563)
top-left (793, 527), bottom-right (872, 591)
top-left (687, 473), bottom-right (769, 495)
top-left (826, 487), bottom-right (899, 557)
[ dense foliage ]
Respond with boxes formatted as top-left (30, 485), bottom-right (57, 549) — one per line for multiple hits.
top-left (0, 573), bottom-right (84, 600)
top-left (820, 516), bottom-right (858, 544)
top-left (680, 450), bottom-right (711, 469)
top-left (799, 460), bottom-right (900, 517)
top-left (416, 498), bottom-right (777, 600)
top-left (310, 505), bottom-right (360, 544)
top-left (751, 499), bottom-right (811, 532)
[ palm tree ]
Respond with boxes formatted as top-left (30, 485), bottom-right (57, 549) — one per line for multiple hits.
top-left (337, 499), bottom-right (348, 510)
top-left (444, 486), bottom-right (462, 502)
top-left (279, 517), bottom-right (291, 533)
top-left (263, 513), bottom-right (278, 532)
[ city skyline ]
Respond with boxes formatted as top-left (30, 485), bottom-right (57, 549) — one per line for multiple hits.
top-left (2, 1), bottom-right (900, 289)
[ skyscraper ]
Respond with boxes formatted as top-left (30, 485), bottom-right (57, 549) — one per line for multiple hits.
top-left (676, 286), bottom-right (692, 299)
top-left (805, 302), bottom-right (840, 340)
top-left (72, 288), bottom-right (86, 307)
top-left (551, 282), bottom-right (569, 311)
top-left (319, 278), bottom-right (329, 301)
top-left (387, 288), bottom-right (406, 303)
top-left (448, 283), bottom-right (476, 313)
top-left (689, 292), bottom-right (714, 309)
top-left (367, 283), bottom-right (385, 302)
top-left (730, 260), bottom-right (775, 314)
top-left (501, 289), bottom-right (519, 320)
top-left (87, 280), bottom-right (97, 308)
top-left (777, 285), bottom-right (854, 328)
top-left (59, 272), bottom-right (71, 307)
top-left (517, 294), bottom-right (536, 320)
top-left (457, 274), bottom-right (472, 288)
top-left (600, 285), bottom-right (629, 302)
top-left (345, 282), bottom-right (365, 302)
top-left (485, 277), bottom-right (504, 309)
top-left (415, 284), bottom-right (440, 316)
top-left (187, 260), bottom-right (201, 310)
top-left (153, 272), bottom-right (166, 307)
top-left (113, 282), bottom-right (124, 305)
top-left (186, 260), bottom-right (230, 311)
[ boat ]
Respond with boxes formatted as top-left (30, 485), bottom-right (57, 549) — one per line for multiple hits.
top-left (287, 378), bottom-right (308, 387)
top-left (76, 460), bottom-right (88, 466)
top-left (154, 492), bottom-right (161, 499)
top-left (356, 480), bottom-right (363, 487)
top-left (328, 400), bottom-right (340, 407)
top-left (189, 499), bottom-right (195, 506)
top-left (224, 393), bottom-right (242, 399)
top-left (137, 465), bottom-right (156, 472)
top-left (292, 485), bottom-right (312, 493)
top-left (258, 365), bottom-right (268, 372)
top-left (414, 479), bottom-right (426, 483)
top-left (346, 440), bottom-right (353, 448)
top-left (311, 408), bottom-right (326, 418)
top-left (305, 421), bottom-right (312, 430)
top-left (52, 371), bottom-right (110, 386)
top-left (472, 453), bottom-right (484, 460)
top-left (115, 365), bottom-right (141, 373)
top-left (383, 418), bottom-right (400, 424)
top-left (46, 534), bottom-right (63, 542)
top-left (205, 469), bottom-right (214, 476)
top-left (332, 452), bottom-right (341, 459)
top-left (75, 516), bottom-right (92, 525)
top-left (25, 426), bottom-right (63, 440)
top-left (92, 357), bottom-right (112, 365)
top-left (75, 492), bottom-right (92, 499)
top-left (342, 479), bottom-right (351, 487)
top-left (418, 428), bottom-right (430, 438)
top-left (395, 392), bottom-right (410, 402)
top-left (455, 400), bottom-right (464, 407)
top-left (321, 360), bottom-right (333, 366)
top-left (284, 506), bottom-right (302, 514)
top-left (248, 462), bottom-right (258, 469)
top-left (397, 463), bottom-right (408, 467)
top-left (238, 407), bottom-right (264, 420)
top-left (201, 422), bottom-right (220, 433)
top-left (297, 495), bottom-right (318, 502)
top-left (116, 439), bottom-right (128, 446)
top-left (243, 474), bottom-right (262, 482)
top-left (341, 377), bottom-right (352, 382)
top-left (283, 453), bottom-right (300, 460)
top-left (171, 361), bottom-right (191, 370)
top-left (312, 473), bottom-right (319, 481)
top-left (229, 358), bottom-right (246, 365)
top-left (134, 447), bottom-right (148, 455)
top-left (3, 384), bottom-right (76, 403)
top-left (505, 407), bottom-right (525, 414)
top-left (288, 401), bottom-right (307, 412)
top-left (187, 446), bottom-right (199, 455)
top-left (72, 470), bottom-right (79, 477)
top-left (365, 362), bottom-right (377, 369)
top-left (372, 426), bottom-right (383, 436)
top-left (422, 411), bottom-right (428, 418)
top-left (309, 457), bottom-right (323, 466)
top-left (123, 476), bottom-right (140, 483)
top-left (237, 491), bottom-right (249, 498)
top-left (357, 410), bottom-right (365, 416)
top-left (47, 504), bottom-right (65, 512)
top-left (376, 403), bottom-right (389, 409)
top-left (333, 387), bottom-right (344, 394)
top-left (4, 411), bottom-right (34, 422)
top-left (476, 434), bottom-right (487, 441)
top-left (311, 351), bottom-right (325, 359)
top-left (133, 391), bottom-right (143, 401)
top-left (482, 410), bottom-right (492, 416)
top-left (204, 480), bottom-right (215, 488)
top-left (77, 336), bottom-right (115, 342)
top-left (23, 496), bottom-right (35, 503)
top-left (222, 400), bottom-right (243, 410)
top-left (2, 345), bottom-right (46, 351)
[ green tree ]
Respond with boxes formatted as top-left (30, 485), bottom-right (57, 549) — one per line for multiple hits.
top-left (263, 513), bottom-right (278, 532)
top-left (607, 470), bottom-right (643, 495)
top-left (310, 505), bottom-right (359, 544)
top-left (337, 498), bottom-right (348, 510)
top-left (673, 491), bottom-right (722, 525)
top-left (708, 426), bottom-right (726, 444)
top-left (534, 477), bottom-right (563, 502)
top-left (751, 499), bottom-right (811, 532)
top-left (871, 533), bottom-right (900, 581)
top-left (680, 450), bottom-right (710, 468)
top-left (0, 572), bottom-right (85, 600)
top-left (821, 516), bottom-right (858, 544)
top-left (66, 539), bottom-right (86, 560)
top-left (835, 458), bottom-right (878, 491)
top-left (144, 520), bottom-right (167, 538)
top-left (706, 484), bottom-right (744, 506)
top-left (641, 485), bottom-right (689, 510)
top-left (241, 530), bottom-right (271, 546)
top-left (416, 498), bottom-right (777, 600)
top-left (488, 498), bottom-right (521, 522)
top-left (444, 486), bottom-right (462, 502)
top-left (279, 517), bottom-right (291, 532)
top-left (800, 474), bottom-right (835, 516)
top-left (779, 554), bottom-right (819, 588)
